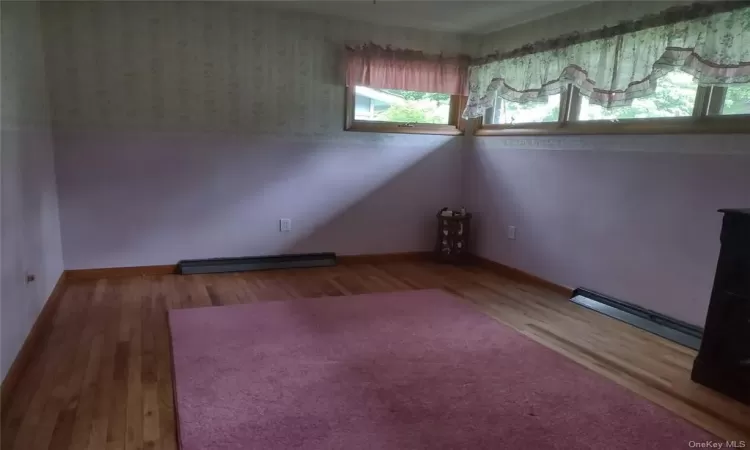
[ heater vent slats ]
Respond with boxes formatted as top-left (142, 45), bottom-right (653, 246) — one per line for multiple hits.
top-left (178, 253), bottom-right (337, 275)
top-left (570, 288), bottom-right (703, 350)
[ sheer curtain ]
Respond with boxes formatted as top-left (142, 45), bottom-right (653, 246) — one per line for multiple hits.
top-left (463, 5), bottom-right (750, 117)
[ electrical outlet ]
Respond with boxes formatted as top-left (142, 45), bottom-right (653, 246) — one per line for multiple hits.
top-left (279, 218), bottom-right (292, 232)
top-left (507, 226), bottom-right (516, 240)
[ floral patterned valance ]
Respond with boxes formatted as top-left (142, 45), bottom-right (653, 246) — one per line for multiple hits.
top-left (463, 5), bottom-right (750, 118)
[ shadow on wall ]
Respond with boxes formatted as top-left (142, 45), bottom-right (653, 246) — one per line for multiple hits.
top-left (285, 138), bottom-right (462, 256)
top-left (54, 130), bottom-right (462, 269)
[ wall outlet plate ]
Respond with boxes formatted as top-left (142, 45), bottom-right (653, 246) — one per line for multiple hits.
top-left (279, 218), bottom-right (292, 232)
top-left (507, 226), bottom-right (516, 240)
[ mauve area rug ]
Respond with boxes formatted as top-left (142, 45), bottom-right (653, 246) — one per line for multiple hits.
top-left (168, 289), bottom-right (714, 450)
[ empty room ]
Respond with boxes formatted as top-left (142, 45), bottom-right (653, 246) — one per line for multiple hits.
top-left (1, 0), bottom-right (749, 448)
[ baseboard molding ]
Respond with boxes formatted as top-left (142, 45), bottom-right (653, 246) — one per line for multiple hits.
top-left (66, 264), bottom-right (178, 280)
top-left (1, 271), bottom-right (68, 415)
top-left (469, 255), bottom-right (573, 297)
top-left (64, 253), bottom-right (434, 280)
top-left (337, 252), bottom-right (432, 265)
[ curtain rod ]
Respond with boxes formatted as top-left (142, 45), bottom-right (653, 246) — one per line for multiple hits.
top-left (473, 1), bottom-right (750, 65)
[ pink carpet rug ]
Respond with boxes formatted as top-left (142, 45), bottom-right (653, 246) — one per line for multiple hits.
top-left (168, 289), bottom-right (714, 449)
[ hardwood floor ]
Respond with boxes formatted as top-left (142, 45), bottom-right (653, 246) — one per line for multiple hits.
top-left (2, 261), bottom-right (748, 449)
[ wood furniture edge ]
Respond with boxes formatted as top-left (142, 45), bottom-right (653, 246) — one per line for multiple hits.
top-left (1, 271), bottom-right (68, 415)
top-left (469, 254), bottom-right (573, 297)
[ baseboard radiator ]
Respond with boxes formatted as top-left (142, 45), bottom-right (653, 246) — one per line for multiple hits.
top-left (178, 253), bottom-right (337, 275)
top-left (570, 288), bottom-right (703, 350)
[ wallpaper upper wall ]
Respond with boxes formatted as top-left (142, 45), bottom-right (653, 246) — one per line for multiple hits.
top-left (475, 1), bottom-right (689, 56)
top-left (1, 0), bottom-right (64, 380)
top-left (41, 1), bottom-right (468, 134)
top-left (2, 2), bottom-right (52, 130)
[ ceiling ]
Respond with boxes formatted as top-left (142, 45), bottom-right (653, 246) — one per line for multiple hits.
top-left (256, 1), bottom-right (596, 35)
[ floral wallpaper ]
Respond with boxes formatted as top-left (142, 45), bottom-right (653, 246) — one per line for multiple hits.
top-left (474, 1), bottom-right (687, 57)
top-left (40, 1), bottom-right (468, 134)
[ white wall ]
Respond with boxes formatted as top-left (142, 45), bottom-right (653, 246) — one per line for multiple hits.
top-left (41, 2), bottom-right (468, 270)
top-left (466, 2), bottom-right (750, 326)
top-left (0, 1), bottom-right (64, 380)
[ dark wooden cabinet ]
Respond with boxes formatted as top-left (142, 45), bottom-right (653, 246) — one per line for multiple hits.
top-left (691, 209), bottom-right (750, 405)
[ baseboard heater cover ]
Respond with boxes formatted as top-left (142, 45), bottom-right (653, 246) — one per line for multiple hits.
top-left (178, 252), bottom-right (337, 275)
top-left (570, 288), bottom-right (703, 350)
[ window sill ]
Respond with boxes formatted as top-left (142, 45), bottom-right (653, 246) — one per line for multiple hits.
top-left (475, 116), bottom-right (750, 136)
top-left (346, 122), bottom-right (463, 136)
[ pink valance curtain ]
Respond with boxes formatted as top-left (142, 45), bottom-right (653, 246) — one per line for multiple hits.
top-left (345, 44), bottom-right (469, 95)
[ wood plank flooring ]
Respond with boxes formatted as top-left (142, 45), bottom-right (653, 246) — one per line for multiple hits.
top-left (2, 261), bottom-right (748, 449)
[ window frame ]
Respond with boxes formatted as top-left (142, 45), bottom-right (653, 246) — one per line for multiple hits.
top-left (345, 86), bottom-right (466, 136)
top-left (475, 84), bottom-right (750, 136)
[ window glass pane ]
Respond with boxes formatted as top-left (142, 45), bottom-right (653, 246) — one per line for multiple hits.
top-left (485, 93), bottom-right (560, 125)
top-left (353, 86), bottom-right (451, 124)
top-left (715, 84), bottom-right (750, 115)
top-left (577, 71), bottom-right (698, 121)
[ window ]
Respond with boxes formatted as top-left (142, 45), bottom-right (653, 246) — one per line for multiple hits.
top-left (346, 86), bottom-right (463, 135)
top-left (476, 73), bottom-right (749, 135)
top-left (711, 84), bottom-right (750, 116)
top-left (484, 93), bottom-right (561, 125)
top-left (354, 87), bottom-right (451, 124)
top-left (577, 72), bottom-right (698, 121)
